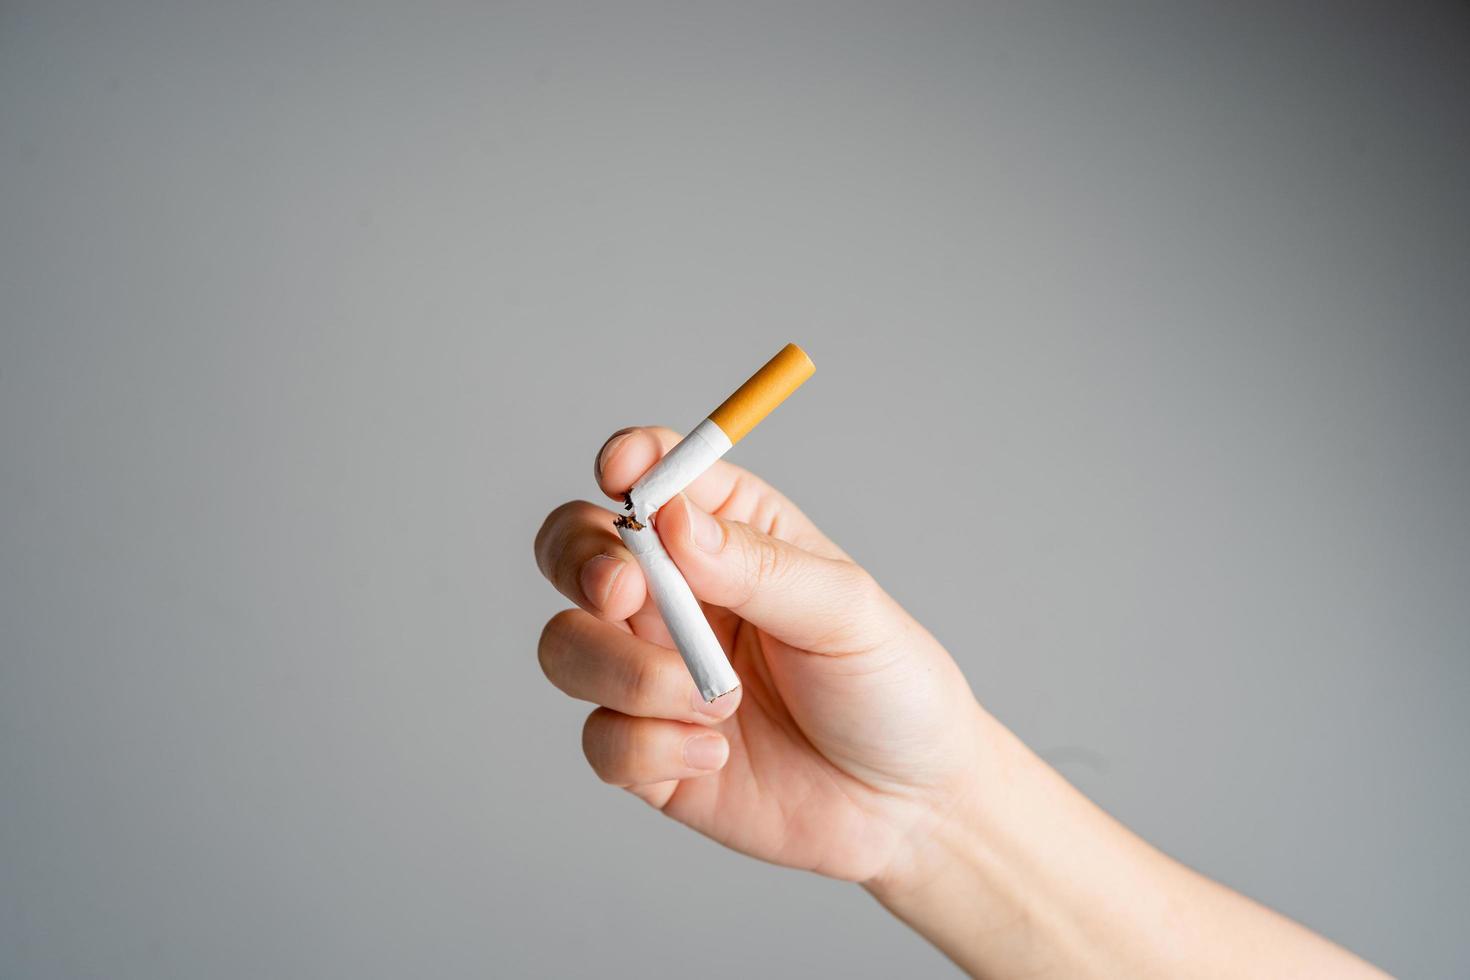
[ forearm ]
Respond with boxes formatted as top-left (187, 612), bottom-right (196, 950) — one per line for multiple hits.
top-left (865, 708), bottom-right (1386, 979)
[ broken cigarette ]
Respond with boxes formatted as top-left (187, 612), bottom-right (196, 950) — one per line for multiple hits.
top-left (626, 343), bottom-right (816, 526)
top-left (617, 342), bottom-right (815, 702)
top-left (617, 522), bottom-right (739, 701)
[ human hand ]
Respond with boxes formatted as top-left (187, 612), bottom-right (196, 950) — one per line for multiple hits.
top-left (533, 426), bottom-right (987, 883)
top-left (535, 427), bottom-right (1389, 978)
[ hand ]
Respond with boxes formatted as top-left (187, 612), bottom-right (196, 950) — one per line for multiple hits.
top-left (534, 426), bottom-right (1387, 978)
top-left (533, 426), bottom-right (986, 882)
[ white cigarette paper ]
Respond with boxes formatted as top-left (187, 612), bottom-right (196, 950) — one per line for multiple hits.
top-left (626, 419), bottom-right (732, 526)
top-left (617, 523), bottom-right (739, 702)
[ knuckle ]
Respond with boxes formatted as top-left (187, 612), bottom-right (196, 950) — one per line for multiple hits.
top-left (841, 564), bottom-right (904, 649)
top-left (749, 490), bottom-right (785, 537)
top-left (532, 501), bottom-right (581, 569)
top-left (537, 609), bottom-right (582, 679)
top-left (581, 709), bottom-right (624, 784)
top-left (846, 563), bottom-right (884, 605)
top-left (739, 527), bottom-right (787, 601)
top-left (629, 653), bottom-right (673, 710)
top-left (802, 562), bottom-right (897, 654)
top-left (756, 536), bottom-right (786, 584)
top-left (623, 725), bottom-right (658, 780)
top-left (532, 513), bottom-right (556, 565)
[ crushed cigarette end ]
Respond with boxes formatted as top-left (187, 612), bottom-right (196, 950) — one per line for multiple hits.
top-left (614, 491), bottom-right (646, 530)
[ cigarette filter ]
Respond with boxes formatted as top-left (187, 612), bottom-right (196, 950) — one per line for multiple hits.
top-left (626, 343), bottom-right (815, 525)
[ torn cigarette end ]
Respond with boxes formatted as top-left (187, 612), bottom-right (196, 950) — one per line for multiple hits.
top-left (707, 342), bottom-right (815, 444)
top-left (614, 491), bottom-right (646, 530)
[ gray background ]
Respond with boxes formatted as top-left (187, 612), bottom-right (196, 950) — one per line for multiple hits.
top-left (2, 1), bottom-right (1468, 977)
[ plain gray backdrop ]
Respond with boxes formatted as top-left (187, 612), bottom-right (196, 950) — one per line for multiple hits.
top-left (3, 1), bottom-right (1468, 977)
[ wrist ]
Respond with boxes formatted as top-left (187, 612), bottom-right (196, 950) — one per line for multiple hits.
top-left (861, 706), bottom-right (1009, 901)
top-left (863, 710), bottom-right (1055, 974)
top-left (862, 700), bottom-right (1388, 979)
top-left (863, 708), bottom-right (1185, 978)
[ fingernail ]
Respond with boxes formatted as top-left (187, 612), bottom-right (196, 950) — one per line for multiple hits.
top-left (692, 684), bottom-right (736, 717)
top-left (682, 496), bottom-right (725, 553)
top-left (595, 431), bottom-right (633, 481)
top-left (683, 734), bottom-right (728, 771)
top-left (579, 554), bottom-right (624, 609)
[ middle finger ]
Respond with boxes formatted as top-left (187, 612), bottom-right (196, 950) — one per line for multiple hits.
top-left (532, 500), bottom-right (648, 623)
top-left (538, 608), bottom-right (741, 724)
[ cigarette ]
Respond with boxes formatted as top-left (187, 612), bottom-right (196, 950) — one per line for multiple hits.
top-left (625, 343), bottom-right (815, 525)
top-left (614, 342), bottom-right (815, 702)
top-left (617, 523), bottom-right (740, 702)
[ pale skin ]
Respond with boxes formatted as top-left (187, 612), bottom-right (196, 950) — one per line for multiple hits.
top-left (533, 426), bottom-right (1388, 979)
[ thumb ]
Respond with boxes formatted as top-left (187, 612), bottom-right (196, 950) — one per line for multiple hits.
top-left (656, 494), bottom-right (897, 653)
